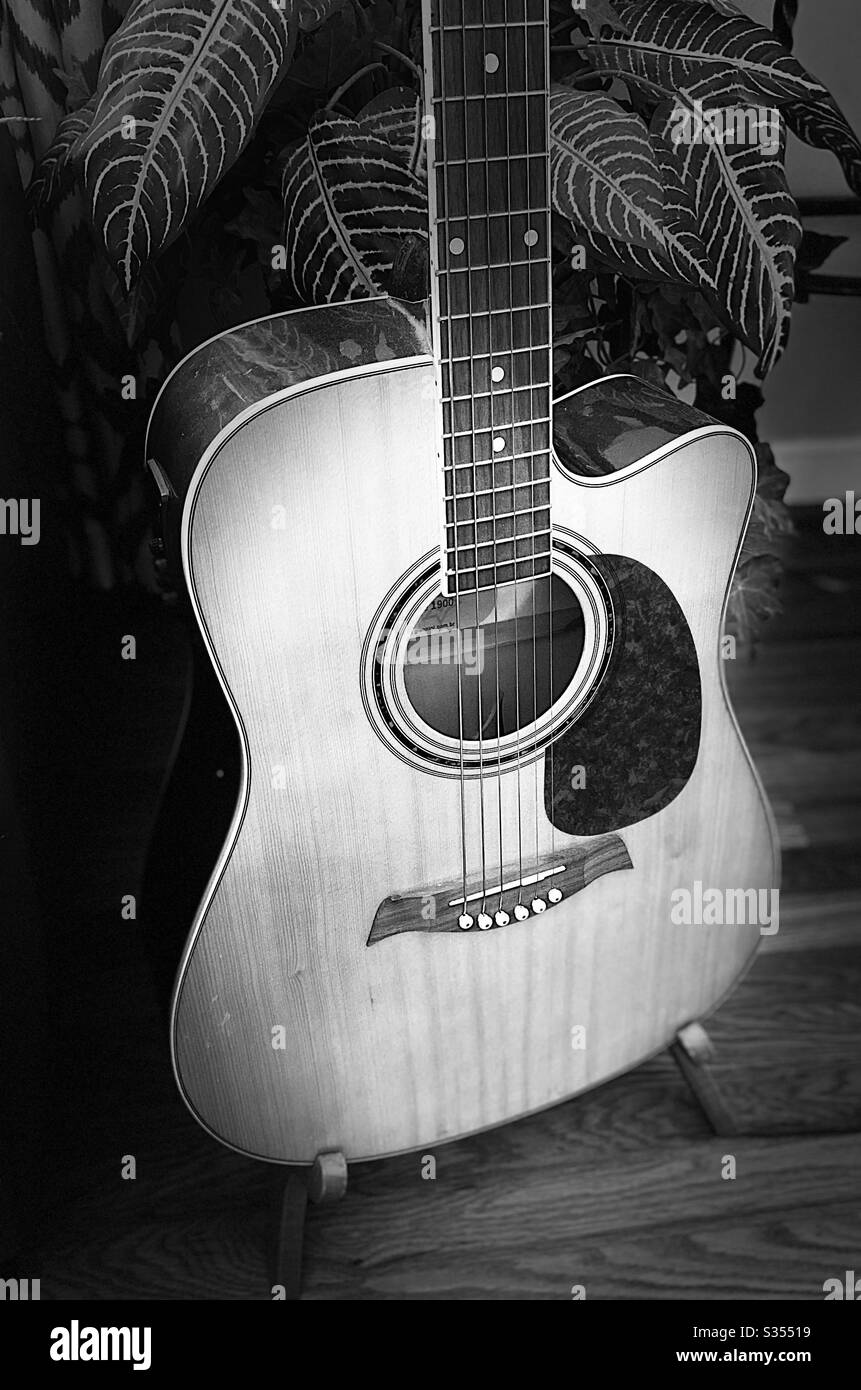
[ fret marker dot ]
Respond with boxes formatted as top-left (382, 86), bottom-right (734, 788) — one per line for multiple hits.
top-left (484, 53), bottom-right (499, 74)
top-left (492, 436), bottom-right (505, 453)
top-left (449, 237), bottom-right (465, 255)
top-left (523, 229), bottom-right (539, 248)
top-left (491, 366), bottom-right (505, 383)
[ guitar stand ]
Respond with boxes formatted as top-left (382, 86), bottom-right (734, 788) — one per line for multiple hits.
top-left (671, 1021), bottom-right (738, 1136)
top-left (270, 1151), bottom-right (348, 1300)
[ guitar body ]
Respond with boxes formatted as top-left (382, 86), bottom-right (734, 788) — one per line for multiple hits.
top-left (148, 298), bottom-right (779, 1163)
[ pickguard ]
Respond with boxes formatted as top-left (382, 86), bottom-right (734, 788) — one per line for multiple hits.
top-left (547, 553), bottom-right (701, 834)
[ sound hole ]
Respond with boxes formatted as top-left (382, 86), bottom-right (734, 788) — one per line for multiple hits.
top-left (402, 575), bottom-right (585, 739)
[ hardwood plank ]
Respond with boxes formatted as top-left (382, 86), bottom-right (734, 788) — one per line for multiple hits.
top-left (34, 1136), bottom-right (861, 1301)
top-left (760, 893), bottom-right (861, 953)
top-left (300, 1135), bottom-right (861, 1299)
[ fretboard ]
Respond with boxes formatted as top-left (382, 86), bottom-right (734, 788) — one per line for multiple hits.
top-left (425, 0), bottom-right (552, 595)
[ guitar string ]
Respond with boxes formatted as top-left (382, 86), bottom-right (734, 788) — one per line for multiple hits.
top-left (504, 0), bottom-right (526, 911)
top-left (524, 0), bottom-right (542, 900)
top-left (479, 0), bottom-right (506, 920)
top-left (541, 0), bottom-right (556, 878)
top-left (436, 0), bottom-right (469, 916)
top-left (459, 0), bottom-right (488, 915)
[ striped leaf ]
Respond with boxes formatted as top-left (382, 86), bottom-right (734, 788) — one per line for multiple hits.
top-left (589, 0), bottom-right (861, 195)
top-left (280, 108), bottom-right (428, 304)
top-left (358, 88), bottom-right (426, 177)
top-left (653, 96), bottom-right (801, 374)
top-left (80, 0), bottom-right (299, 292)
top-left (550, 89), bottom-right (666, 252)
top-left (28, 96), bottom-right (96, 211)
top-left (550, 87), bottom-right (710, 292)
top-left (550, 84), bottom-right (799, 371)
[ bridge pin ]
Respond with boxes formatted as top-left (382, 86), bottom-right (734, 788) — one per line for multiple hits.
top-left (477, 912), bottom-right (493, 930)
top-left (458, 913), bottom-right (474, 931)
top-left (548, 888), bottom-right (563, 904)
top-left (494, 909), bottom-right (510, 926)
top-left (531, 897), bottom-right (547, 913)
top-left (513, 904), bottom-right (530, 921)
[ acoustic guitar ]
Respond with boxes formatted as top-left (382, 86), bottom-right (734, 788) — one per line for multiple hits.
top-left (146, 0), bottom-right (779, 1163)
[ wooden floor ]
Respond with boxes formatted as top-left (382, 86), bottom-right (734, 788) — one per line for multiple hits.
top-left (22, 509), bottom-right (861, 1299)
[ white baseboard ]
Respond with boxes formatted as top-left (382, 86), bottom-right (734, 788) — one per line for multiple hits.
top-left (772, 436), bottom-right (860, 505)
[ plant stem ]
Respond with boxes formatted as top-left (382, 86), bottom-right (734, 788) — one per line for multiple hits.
top-left (374, 39), bottom-right (422, 81)
top-left (326, 62), bottom-right (387, 110)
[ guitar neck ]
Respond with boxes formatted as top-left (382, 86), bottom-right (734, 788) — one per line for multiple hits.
top-left (423, 0), bottom-right (553, 597)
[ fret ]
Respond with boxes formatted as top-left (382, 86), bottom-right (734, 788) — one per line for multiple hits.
top-left (443, 364), bottom-right (549, 404)
top-left (443, 354), bottom-right (550, 400)
top-left (436, 153), bottom-right (548, 204)
top-left (446, 345), bottom-right (551, 362)
top-left (441, 305), bottom-right (551, 323)
top-left (443, 448), bottom-right (549, 472)
top-left (448, 527), bottom-right (553, 554)
top-left (444, 458), bottom-right (552, 480)
top-left (440, 0), bottom-right (545, 21)
top-left (450, 528), bottom-right (553, 551)
top-left (438, 209), bottom-right (549, 222)
top-left (449, 542), bottom-right (552, 567)
top-left (444, 416), bottom-right (551, 442)
top-left (435, 178), bottom-right (548, 224)
top-left (439, 273), bottom-right (550, 308)
top-left (444, 386), bottom-right (549, 405)
top-left (444, 451), bottom-right (548, 480)
top-left (449, 507), bottom-right (551, 539)
top-left (447, 539), bottom-right (554, 573)
top-left (444, 513), bottom-right (552, 538)
top-left (445, 503), bottom-right (553, 528)
top-left (446, 472), bottom-right (551, 499)
top-left (436, 260), bottom-right (548, 275)
top-left (432, 90), bottom-right (546, 104)
top-left (448, 556), bottom-right (553, 594)
top-left (444, 415), bottom-right (551, 442)
top-left (440, 274), bottom-right (549, 314)
top-left (445, 420), bottom-right (550, 454)
top-left (436, 155), bottom-right (550, 168)
top-left (444, 481), bottom-right (552, 513)
top-left (429, 22), bottom-right (548, 32)
top-left (442, 310), bottom-right (549, 355)
top-left (450, 552), bottom-right (554, 580)
top-left (450, 522), bottom-right (553, 550)
top-left (450, 550), bottom-right (553, 572)
top-left (444, 482), bottom-right (552, 505)
top-left (442, 391), bottom-right (550, 435)
top-left (446, 422), bottom-right (551, 463)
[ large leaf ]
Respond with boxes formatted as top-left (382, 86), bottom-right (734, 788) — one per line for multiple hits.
top-left (80, 0), bottom-right (299, 292)
top-left (588, 0), bottom-right (861, 195)
top-left (551, 82), bottom-right (799, 371)
top-left (549, 86), bottom-right (712, 293)
top-left (280, 107), bottom-right (428, 304)
top-left (652, 97), bottom-right (800, 374)
top-left (550, 88), bottom-right (667, 253)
